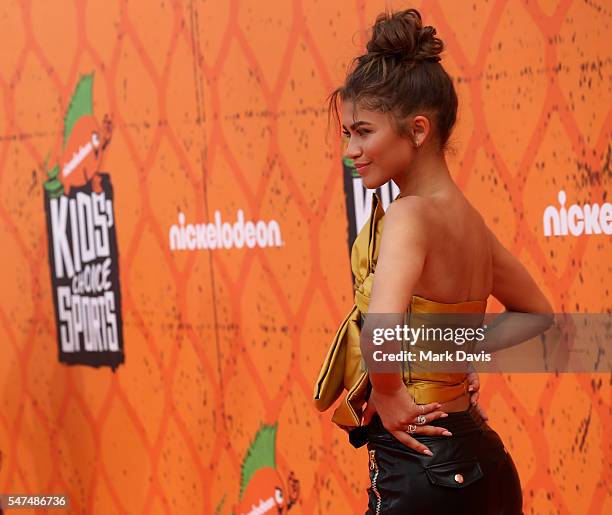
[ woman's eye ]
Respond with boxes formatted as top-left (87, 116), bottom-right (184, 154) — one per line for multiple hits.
top-left (343, 130), bottom-right (369, 137)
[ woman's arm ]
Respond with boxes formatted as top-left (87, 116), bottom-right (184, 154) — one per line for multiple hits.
top-left (477, 227), bottom-right (555, 353)
top-left (488, 227), bottom-right (554, 314)
top-left (360, 198), bottom-right (449, 455)
top-left (361, 197), bottom-right (430, 390)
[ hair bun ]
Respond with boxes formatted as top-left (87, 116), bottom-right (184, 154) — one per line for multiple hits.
top-left (366, 8), bottom-right (443, 63)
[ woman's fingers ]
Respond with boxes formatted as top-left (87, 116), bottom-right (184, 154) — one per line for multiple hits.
top-left (410, 425), bottom-right (452, 437)
top-left (394, 402), bottom-right (445, 431)
top-left (413, 410), bottom-right (447, 424)
top-left (467, 371), bottom-right (481, 406)
top-left (467, 371), bottom-right (480, 392)
top-left (474, 402), bottom-right (489, 421)
top-left (388, 423), bottom-right (453, 455)
top-left (390, 430), bottom-right (434, 456)
top-left (362, 400), bottom-right (377, 425)
top-left (420, 402), bottom-right (443, 414)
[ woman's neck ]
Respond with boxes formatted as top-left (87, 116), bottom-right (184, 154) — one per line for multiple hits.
top-left (394, 151), bottom-right (456, 199)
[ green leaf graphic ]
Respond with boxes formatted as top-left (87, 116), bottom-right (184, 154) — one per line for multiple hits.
top-left (239, 423), bottom-right (277, 500)
top-left (64, 73), bottom-right (94, 147)
top-left (47, 163), bottom-right (59, 179)
top-left (343, 156), bottom-right (359, 178)
top-left (43, 164), bottom-right (63, 197)
top-left (43, 178), bottom-right (62, 191)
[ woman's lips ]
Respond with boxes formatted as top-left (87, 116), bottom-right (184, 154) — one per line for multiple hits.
top-left (355, 162), bottom-right (371, 173)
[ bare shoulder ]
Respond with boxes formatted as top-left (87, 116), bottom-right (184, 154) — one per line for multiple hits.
top-left (382, 196), bottom-right (437, 251)
top-left (459, 192), bottom-right (489, 228)
top-left (384, 195), bottom-right (435, 229)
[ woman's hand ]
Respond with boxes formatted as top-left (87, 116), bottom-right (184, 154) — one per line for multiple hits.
top-left (467, 369), bottom-right (489, 421)
top-left (362, 386), bottom-right (451, 456)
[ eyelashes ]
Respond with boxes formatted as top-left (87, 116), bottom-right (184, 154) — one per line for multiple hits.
top-left (342, 130), bottom-right (370, 137)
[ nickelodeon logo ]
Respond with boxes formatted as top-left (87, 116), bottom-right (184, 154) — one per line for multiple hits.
top-left (169, 210), bottom-right (283, 250)
top-left (543, 191), bottom-right (612, 237)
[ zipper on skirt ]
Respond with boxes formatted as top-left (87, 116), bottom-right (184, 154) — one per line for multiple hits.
top-left (368, 449), bottom-right (382, 515)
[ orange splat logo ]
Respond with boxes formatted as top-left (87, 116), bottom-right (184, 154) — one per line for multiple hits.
top-left (216, 423), bottom-right (299, 515)
top-left (234, 468), bottom-right (299, 515)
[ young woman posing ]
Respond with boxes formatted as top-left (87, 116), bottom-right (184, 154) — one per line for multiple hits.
top-left (317, 8), bottom-right (553, 514)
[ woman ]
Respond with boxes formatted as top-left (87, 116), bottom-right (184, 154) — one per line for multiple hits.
top-left (315, 8), bottom-right (554, 515)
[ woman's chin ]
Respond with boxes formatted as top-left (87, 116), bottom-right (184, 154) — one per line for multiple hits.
top-left (361, 176), bottom-right (384, 190)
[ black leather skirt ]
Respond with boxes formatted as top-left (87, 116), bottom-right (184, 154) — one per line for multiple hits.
top-left (351, 405), bottom-right (523, 515)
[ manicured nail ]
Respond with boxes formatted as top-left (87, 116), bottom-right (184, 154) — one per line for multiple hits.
top-left (440, 413), bottom-right (448, 418)
top-left (443, 430), bottom-right (452, 436)
top-left (423, 449), bottom-right (433, 456)
top-left (468, 386), bottom-right (474, 391)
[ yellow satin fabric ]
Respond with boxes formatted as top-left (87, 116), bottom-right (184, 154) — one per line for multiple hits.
top-left (313, 192), bottom-right (487, 431)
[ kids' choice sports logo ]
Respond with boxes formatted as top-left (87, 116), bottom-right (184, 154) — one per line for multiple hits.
top-left (214, 423), bottom-right (300, 515)
top-left (43, 73), bottom-right (124, 370)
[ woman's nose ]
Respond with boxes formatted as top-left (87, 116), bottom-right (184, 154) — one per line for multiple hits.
top-left (344, 137), bottom-right (361, 159)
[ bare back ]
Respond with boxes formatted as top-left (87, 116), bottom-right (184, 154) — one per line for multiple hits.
top-left (409, 184), bottom-right (552, 314)
top-left (412, 187), bottom-right (493, 304)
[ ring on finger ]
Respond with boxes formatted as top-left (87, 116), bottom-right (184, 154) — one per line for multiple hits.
top-left (416, 415), bottom-right (427, 425)
top-left (406, 424), bottom-right (417, 434)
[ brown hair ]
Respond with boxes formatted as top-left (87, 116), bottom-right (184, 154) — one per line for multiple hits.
top-left (328, 8), bottom-right (457, 153)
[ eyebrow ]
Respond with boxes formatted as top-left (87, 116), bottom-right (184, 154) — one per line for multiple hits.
top-left (342, 121), bottom-right (373, 130)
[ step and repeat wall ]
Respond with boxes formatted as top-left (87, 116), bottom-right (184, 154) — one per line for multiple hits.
top-left (0, 0), bottom-right (609, 514)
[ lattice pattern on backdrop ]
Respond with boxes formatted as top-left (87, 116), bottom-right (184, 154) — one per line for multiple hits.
top-left (0, 0), bottom-right (609, 514)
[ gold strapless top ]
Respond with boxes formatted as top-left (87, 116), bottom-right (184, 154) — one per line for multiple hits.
top-left (313, 192), bottom-right (487, 431)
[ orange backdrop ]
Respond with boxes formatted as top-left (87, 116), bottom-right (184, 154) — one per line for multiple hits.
top-left (0, 0), bottom-right (609, 514)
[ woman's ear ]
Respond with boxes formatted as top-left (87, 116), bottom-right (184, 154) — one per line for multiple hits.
top-left (410, 115), bottom-right (431, 147)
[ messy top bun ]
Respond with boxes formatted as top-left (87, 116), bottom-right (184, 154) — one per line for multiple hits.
top-left (366, 9), bottom-right (443, 64)
top-left (328, 8), bottom-right (457, 152)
